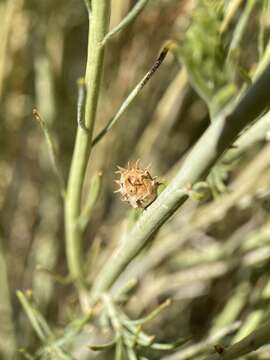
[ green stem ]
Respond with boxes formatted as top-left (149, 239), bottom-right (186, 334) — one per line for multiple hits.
top-left (207, 318), bottom-right (270, 360)
top-left (33, 109), bottom-right (66, 198)
top-left (92, 43), bottom-right (171, 146)
top-left (224, 109), bottom-right (270, 162)
top-left (64, 0), bottom-right (110, 281)
top-left (78, 171), bottom-right (102, 231)
top-left (91, 63), bottom-right (270, 299)
top-left (162, 322), bottom-right (240, 360)
top-left (210, 283), bottom-right (251, 335)
top-left (232, 280), bottom-right (270, 343)
top-left (101, 0), bottom-right (150, 46)
top-left (17, 291), bottom-right (46, 342)
top-left (221, 0), bottom-right (245, 34)
top-left (228, 0), bottom-right (256, 58)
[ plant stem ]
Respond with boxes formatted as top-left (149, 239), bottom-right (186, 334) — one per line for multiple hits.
top-left (17, 291), bottom-right (46, 342)
top-left (220, 0), bottom-right (245, 34)
top-left (101, 0), bottom-right (150, 46)
top-left (161, 322), bottom-right (240, 360)
top-left (206, 318), bottom-right (270, 360)
top-left (33, 109), bottom-right (66, 198)
top-left (64, 0), bottom-right (110, 282)
top-left (228, 0), bottom-right (256, 58)
top-left (91, 62), bottom-right (270, 299)
top-left (78, 171), bottom-right (102, 231)
top-left (92, 43), bottom-right (171, 147)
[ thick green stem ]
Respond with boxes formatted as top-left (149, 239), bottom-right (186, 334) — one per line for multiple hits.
top-left (65, 0), bottom-right (110, 281)
top-left (91, 63), bottom-right (270, 299)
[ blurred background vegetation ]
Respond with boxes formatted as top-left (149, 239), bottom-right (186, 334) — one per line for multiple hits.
top-left (1, 0), bottom-right (270, 359)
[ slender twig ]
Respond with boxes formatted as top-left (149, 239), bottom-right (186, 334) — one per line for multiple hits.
top-left (102, 294), bottom-right (125, 358)
top-left (91, 42), bottom-right (173, 147)
top-left (254, 39), bottom-right (270, 79)
top-left (228, 0), bottom-right (256, 59)
top-left (131, 299), bottom-right (172, 326)
top-left (232, 280), bottom-right (270, 343)
top-left (17, 290), bottom-right (90, 358)
top-left (114, 278), bottom-right (138, 302)
top-left (89, 339), bottom-right (116, 351)
top-left (33, 109), bottom-right (66, 198)
top-left (102, 294), bottom-right (181, 356)
top-left (64, 0), bottom-right (111, 282)
top-left (83, 0), bottom-right (91, 13)
top-left (224, 110), bottom-right (270, 162)
top-left (206, 318), bottom-right (270, 360)
top-left (258, 0), bottom-right (269, 59)
top-left (162, 322), bottom-right (240, 360)
top-left (17, 291), bottom-right (46, 341)
top-left (101, 0), bottom-right (150, 46)
top-left (210, 283), bottom-right (251, 335)
top-left (43, 311), bottom-right (92, 349)
top-left (220, 0), bottom-right (245, 34)
top-left (91, 63), bottom-right (270, 300)
top-left (102, 293), bottom-right (122, 333)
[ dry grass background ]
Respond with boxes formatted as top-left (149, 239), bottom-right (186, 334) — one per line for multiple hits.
top-left (1, 0), bottom-right (270, 359)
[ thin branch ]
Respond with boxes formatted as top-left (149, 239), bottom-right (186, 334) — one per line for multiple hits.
top-left (33, 109), bottom-right (66, 198)
top-left (221, 0), bottom-right (245, 34)
top-left (210, 282), bottom-right (251, 335)
top-left (258, 0), bottom-right (269, 58)
top-left (131, 299), bottom-right (172, 326)
top-left (17, 290), bottom-right (91, 358)
top-left (92, 42), bottom-right (173, 147)
top-left (17, 290), bottom-right (46, 342)
top-left (162, 322), bottom-right (240, 360)
top-left (254, 39), bottom-right (270, 79)
top-left (228, 0), bottom-right (256, 59)
top-left (91, 62), bottom-right (270, 300)
top-left (83, 0), bottom-right (91, 13)
top-left (232, 280), bottom-right (270, 343)
top-left (101, 0), bottom-right (150, 46)
top-left (224, 109), bottom-right (270, 162)
top-left (206, 318), bottom-right (270, 360)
